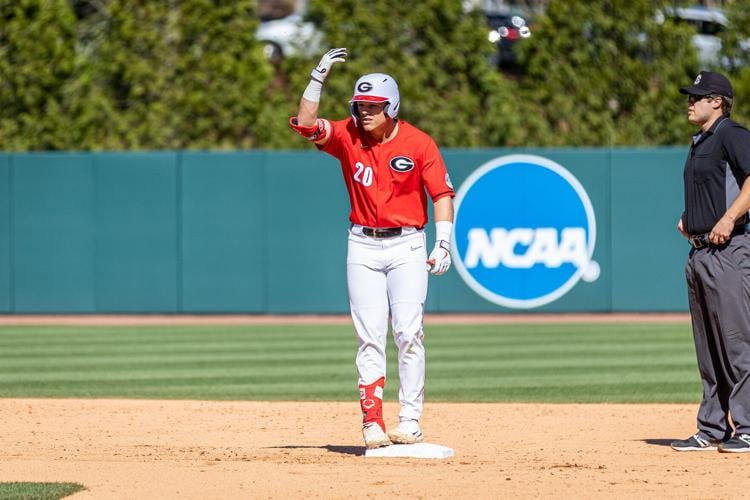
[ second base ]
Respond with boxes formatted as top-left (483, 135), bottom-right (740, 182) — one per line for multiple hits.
top-left (365, 442), bottom-right (455, 459)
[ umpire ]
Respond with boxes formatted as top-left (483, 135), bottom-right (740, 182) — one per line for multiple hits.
top-left (671, 71), bottom-right (750, 453)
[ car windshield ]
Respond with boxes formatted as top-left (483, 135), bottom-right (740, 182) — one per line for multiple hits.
top-left (672, 17), bottom-right (724, 36)
top-left (258, 0), bottom-right (305, 22)
top-left (486, 14), bottom-right (511, 27)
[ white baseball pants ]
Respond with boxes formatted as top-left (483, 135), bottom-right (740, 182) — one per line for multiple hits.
top-left (347, 225), bottom-right (428, 421)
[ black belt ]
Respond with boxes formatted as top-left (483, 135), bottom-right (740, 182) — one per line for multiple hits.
top-left (689, 226), bottom-right (749, 249)
top-left (361, 226), bottom-right (402, 238)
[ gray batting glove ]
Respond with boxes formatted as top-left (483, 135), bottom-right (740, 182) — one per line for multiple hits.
top-left (311, 48), bottom-right (347, 83)
top-left (427, 240), bottom-right (451, 275)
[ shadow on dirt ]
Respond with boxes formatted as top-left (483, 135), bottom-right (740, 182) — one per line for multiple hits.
top-left (267, 444), bottom-right (365, 456)
top-left (642, 439), bottom-right (676, 447)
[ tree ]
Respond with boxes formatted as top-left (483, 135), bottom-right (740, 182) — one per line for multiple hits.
top-left (264, 0), bottom-right (521, 148)
top-left (721, 0), bottom-right (750, 125)
top-left (79, 0), bottom-right (273, 149)
top-left (170, 0), bottom-right (274, 149)
top-left (519, 0), bottom-right (699, 146)
top-left (0, 0), bottom-right (85, 150)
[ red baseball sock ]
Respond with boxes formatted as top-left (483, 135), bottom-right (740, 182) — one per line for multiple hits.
top-left (359, 377), bottom-right (386, 432)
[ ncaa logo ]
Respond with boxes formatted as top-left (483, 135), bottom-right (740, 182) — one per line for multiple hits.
top-left (452, 154), bottom-right (599, 309)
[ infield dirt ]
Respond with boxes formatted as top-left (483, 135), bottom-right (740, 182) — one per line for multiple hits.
top-left (1, 398), bottom-right (749, 499)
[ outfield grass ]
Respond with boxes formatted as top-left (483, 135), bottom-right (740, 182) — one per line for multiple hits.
top-left (0, 482), bottom-right (84, 499)
top-left (0, 323), bottom-right (701, 403)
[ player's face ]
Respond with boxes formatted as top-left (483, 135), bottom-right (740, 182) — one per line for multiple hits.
top-left (357, 102), bottom-right (388, 131)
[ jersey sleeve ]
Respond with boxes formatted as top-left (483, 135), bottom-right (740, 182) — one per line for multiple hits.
top-left (723, 125), bottom-right (750, 180)
top-left (421, 137), bottom-right (455, 201)
top-left (316, 119), bottom-right (346, 159)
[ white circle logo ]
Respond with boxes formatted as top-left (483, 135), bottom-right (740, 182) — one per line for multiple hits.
top-left (452, 154), bottom-right (598, 309)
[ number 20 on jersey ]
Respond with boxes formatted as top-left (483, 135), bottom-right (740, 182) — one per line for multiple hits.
top-left (354, 162), bottom-right (373, 187)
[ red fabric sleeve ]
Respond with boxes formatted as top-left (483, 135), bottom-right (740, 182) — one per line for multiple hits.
top-left (316, 119), bottom-right (345, 159)
top-left (420, 137), bottom-right (454, 201)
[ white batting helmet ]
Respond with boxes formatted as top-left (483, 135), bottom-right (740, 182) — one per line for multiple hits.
top-left (349, 73), bottom-right (400, 124)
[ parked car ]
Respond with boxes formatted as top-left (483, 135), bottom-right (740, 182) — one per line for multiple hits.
top-left (659, 6), bottom-right (726, 68)
top-left (658, 6), bottom-right (750, 69)
top-left (485, 12), bottom-right (532, 68)
top-left (255, 0), bottom-right (321, 62)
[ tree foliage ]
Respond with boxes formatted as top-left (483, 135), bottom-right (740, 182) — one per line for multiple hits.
top-left (1, 0), bottom-right (746, 150)
top-left (270, 0), bottom-right (520, 148)
top-left (519, 0), bottom-right (698, 146)
top-left (78, 0), bottom-right (271, 150)
top-left (0, 0), bottom-right (85, 150)
top-left (721, 0), bottom-right (750, 125)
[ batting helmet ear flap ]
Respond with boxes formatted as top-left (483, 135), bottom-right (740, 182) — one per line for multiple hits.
top-left (350, 102), bottom-right (360, 124)
top-left (384, 101), bottom-right (399, 119)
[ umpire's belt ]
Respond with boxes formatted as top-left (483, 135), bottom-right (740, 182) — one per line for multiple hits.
top-left (361, 226), bottom-right (403, 238)
top-left (689, 225), bottom-right (749, 249)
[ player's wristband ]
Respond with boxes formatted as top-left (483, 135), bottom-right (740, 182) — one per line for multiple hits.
top-left (435, 220), bottom-right (452, 245)
top-left (302, 79), bottom-right (323, 103)
top-left (289, 117), bottom-right (329, 142)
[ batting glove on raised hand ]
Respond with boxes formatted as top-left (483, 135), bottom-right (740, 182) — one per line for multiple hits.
top-left (427, 240), bottom-right (451, 275)
top-left (311, 48), bottom-right (347, 83)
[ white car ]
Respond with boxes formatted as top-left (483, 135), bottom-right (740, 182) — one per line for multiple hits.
top-left (255, 10), bottom-right (322, 62)
top-left (658, 6), bottom-right (750, 69)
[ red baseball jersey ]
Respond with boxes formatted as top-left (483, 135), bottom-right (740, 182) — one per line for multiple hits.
top-left (318, 118), bottom-right (454, 228)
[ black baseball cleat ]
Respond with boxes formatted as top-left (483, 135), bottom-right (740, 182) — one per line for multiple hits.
top-left (718, 434), bottom-right (750, 453)
top-left (670, 433), bottom-right (721, 451)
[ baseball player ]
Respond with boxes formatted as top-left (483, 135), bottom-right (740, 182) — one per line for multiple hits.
top-left (289, 48), bottom-right (455, 449)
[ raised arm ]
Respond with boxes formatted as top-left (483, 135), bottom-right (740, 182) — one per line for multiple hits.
top-left (290, 48), bottom-right (347, 145)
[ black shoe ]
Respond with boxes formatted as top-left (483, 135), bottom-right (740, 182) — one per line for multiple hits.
top-left (718, 434), bottom-right (750, 453)
top-left (670, 433), bottom-right (720, 451)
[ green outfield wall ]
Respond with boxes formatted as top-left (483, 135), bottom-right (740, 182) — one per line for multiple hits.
top-left (0, 149), bottom-right (689, 313)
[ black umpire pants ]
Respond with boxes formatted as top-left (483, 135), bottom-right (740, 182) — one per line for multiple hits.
top-left (685, 233), bottom-right (750, 441)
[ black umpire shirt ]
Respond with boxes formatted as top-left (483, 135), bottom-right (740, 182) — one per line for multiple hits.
top-left (683, 113), bottom-right (750, 235)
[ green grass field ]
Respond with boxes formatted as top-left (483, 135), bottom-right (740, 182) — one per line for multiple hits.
top-left (0, 323), bottom-right (701, 403)
top-left (0, 482), bottom-right (84, 500)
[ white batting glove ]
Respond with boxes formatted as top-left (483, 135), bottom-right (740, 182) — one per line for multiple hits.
top-left (427, 240), bottom-right (451, 275)
top-left (311, 48), bottom-right (347, 83)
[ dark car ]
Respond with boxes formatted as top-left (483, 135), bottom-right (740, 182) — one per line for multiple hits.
top-left (485, 13), bottom-right (532, 67)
